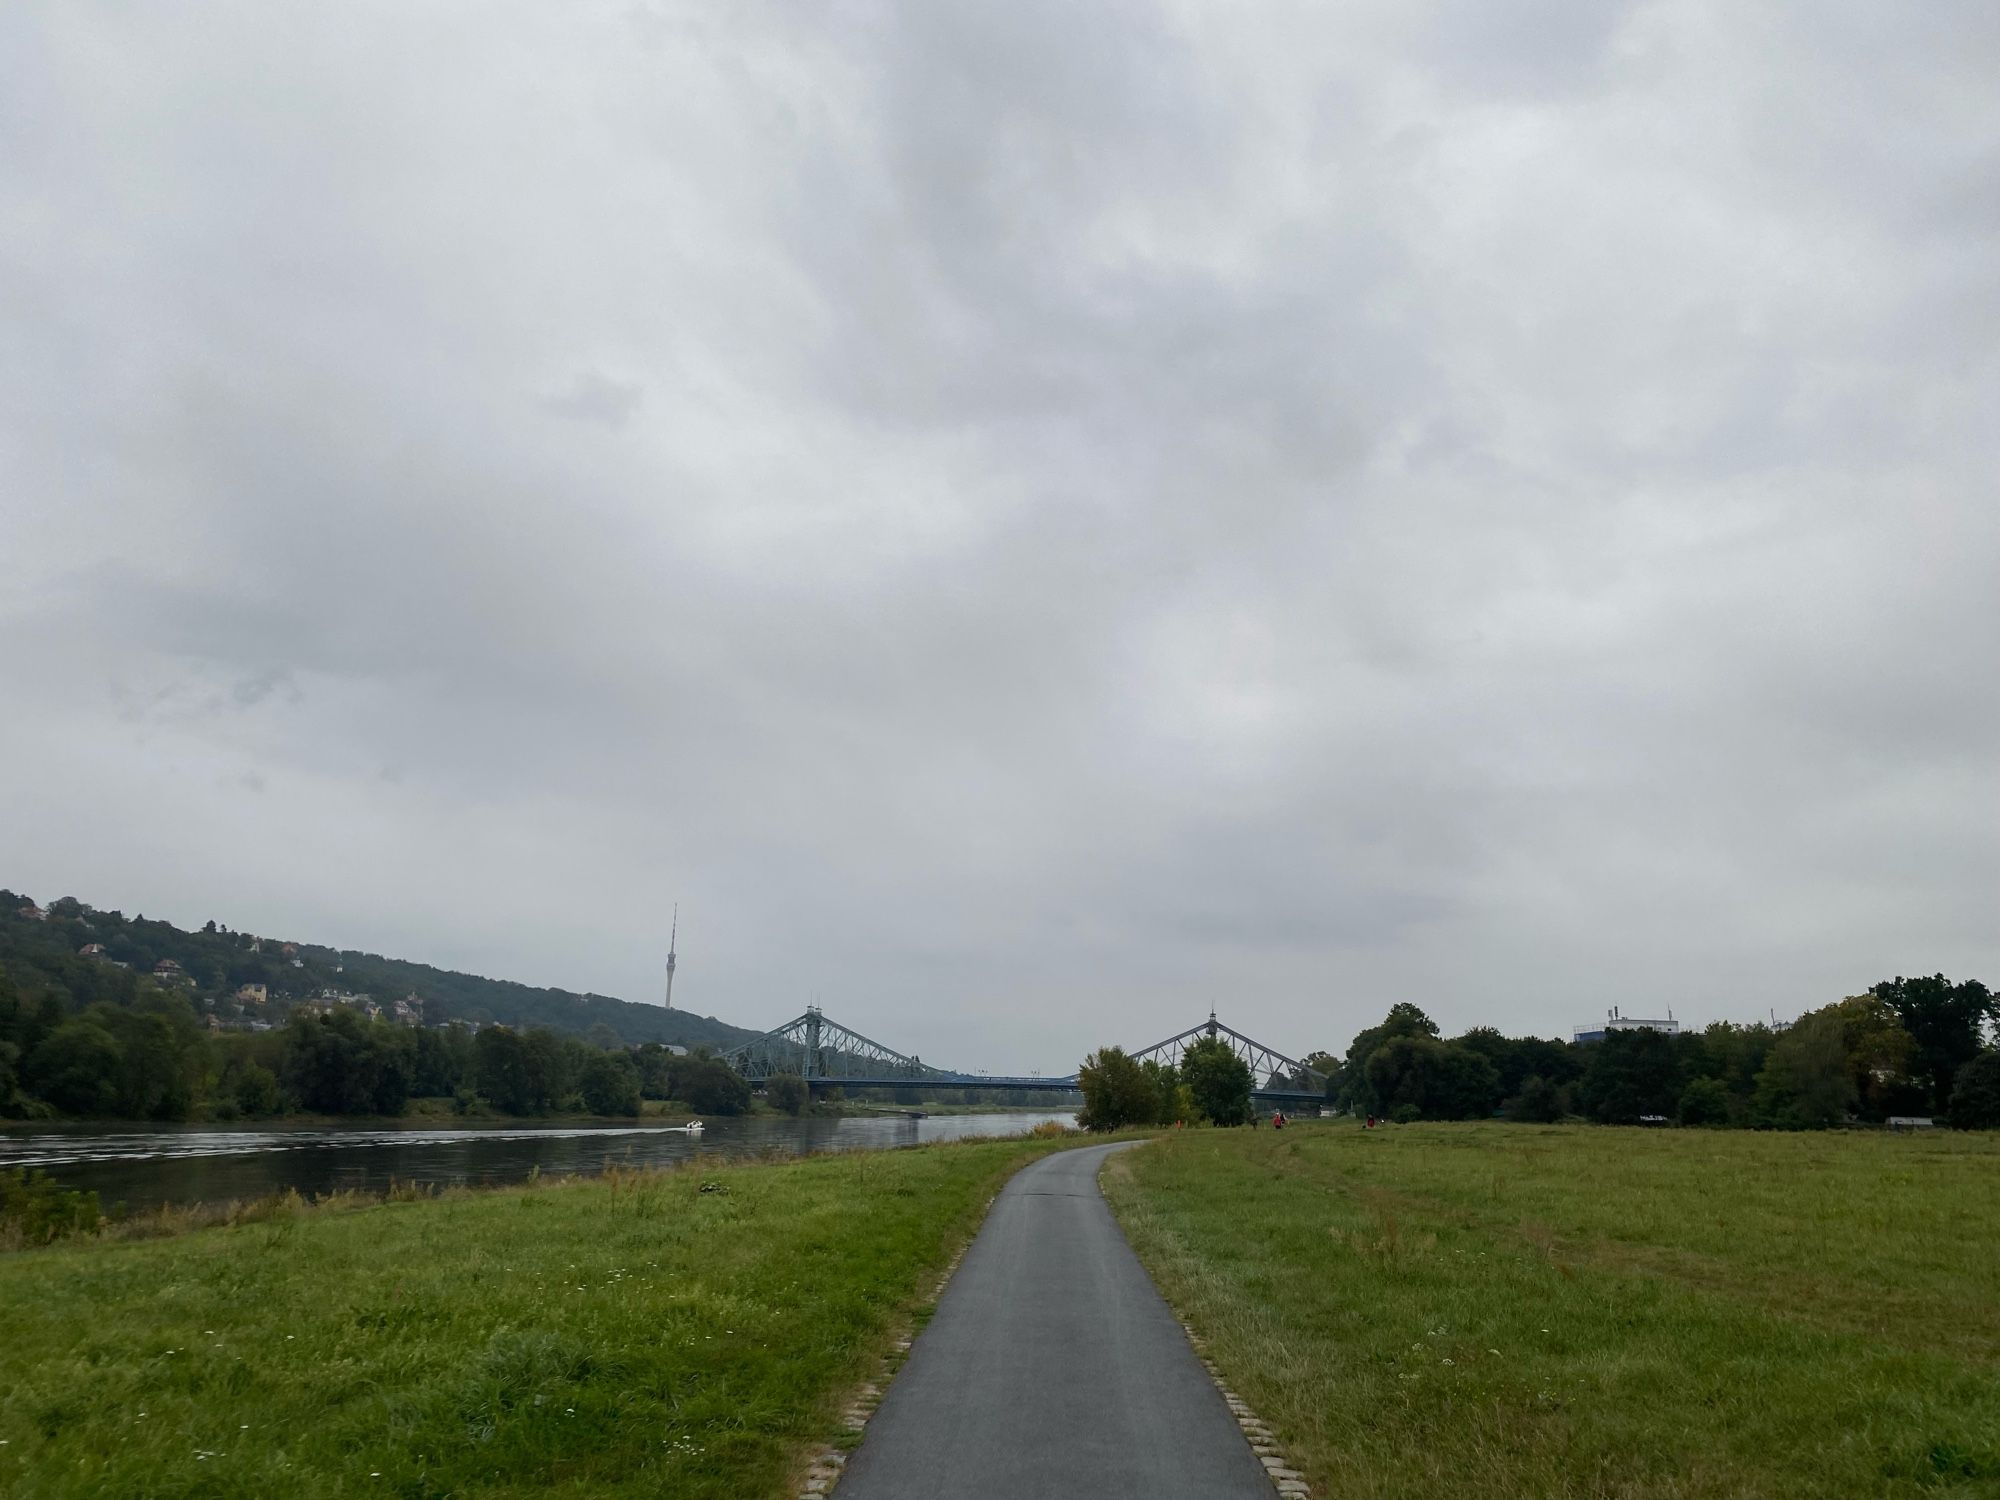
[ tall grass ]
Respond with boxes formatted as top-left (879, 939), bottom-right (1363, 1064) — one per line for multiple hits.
top-left (1104, 1122), bottom-right (2000, 1499)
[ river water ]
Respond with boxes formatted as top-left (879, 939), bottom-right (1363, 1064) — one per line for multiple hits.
top-left (0, 1111), bottom-right (1078, 1213)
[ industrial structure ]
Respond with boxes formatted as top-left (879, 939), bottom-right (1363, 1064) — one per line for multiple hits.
top-left (663, 905), bottom-right (677, 1010)
top-left (1573, 1006), bottom-right (1680, 1044)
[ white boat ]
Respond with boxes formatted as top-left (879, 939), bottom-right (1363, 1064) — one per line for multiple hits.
top-left (684, 1119), bottom-right (705, 1133)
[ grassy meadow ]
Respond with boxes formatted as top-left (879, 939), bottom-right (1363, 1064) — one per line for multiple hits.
top-left (1105, 1122), bottom-right (2000, 1499)
top-left (0, 1131), bottom-right (1095, 1500)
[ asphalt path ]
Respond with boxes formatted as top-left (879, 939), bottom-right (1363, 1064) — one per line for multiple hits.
top-left (834, 1142), bottom-right (1274, 1500)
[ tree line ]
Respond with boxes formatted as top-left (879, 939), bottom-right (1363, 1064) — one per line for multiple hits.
top-left (1, 976), bottom-right (758, 1121)
top-left (1313, 975), bottom-right (1998, 1129)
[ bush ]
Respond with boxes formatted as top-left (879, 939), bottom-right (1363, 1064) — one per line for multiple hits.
top-left (1678, 1077), bottom-right (1732, 1127)
top-left (0, 1168), bottom-right (104, 1245)
top-left (1947, 1052), bottom-right (2000, 1130)
top-left (1390, 1102), bottom-right (1421, 1124)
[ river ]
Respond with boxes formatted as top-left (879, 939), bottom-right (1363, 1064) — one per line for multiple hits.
top-left (0, 1111), bottom-right (1079, 1213)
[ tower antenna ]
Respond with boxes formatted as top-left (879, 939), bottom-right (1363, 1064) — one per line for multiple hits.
top-left (664, 904), bottom-right (678, 1010)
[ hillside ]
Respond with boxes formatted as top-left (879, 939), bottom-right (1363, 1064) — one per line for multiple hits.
top-left (0, 888), bottom-right (763, 1051)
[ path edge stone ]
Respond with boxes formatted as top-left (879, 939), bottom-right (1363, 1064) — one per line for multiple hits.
top-left (1098, 1148), bottom-right (1315, 1499)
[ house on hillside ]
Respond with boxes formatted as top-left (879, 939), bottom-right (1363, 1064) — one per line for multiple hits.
top-left (18, 902), bottom-right (47, 921)
top-left (392, 997), bottom-right (421, 1026)
top-left (152, 958), bottom-right (188, 983)
top-left (280, 943), bottom-right (299, 957)
top-left (79, 942), bottom-right (107, 958)
top-left (235, 983), bottom-right (268, 1005)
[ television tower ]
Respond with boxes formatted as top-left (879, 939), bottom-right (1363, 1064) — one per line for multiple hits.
top-left (664, 905), bottom-right (678, 1010)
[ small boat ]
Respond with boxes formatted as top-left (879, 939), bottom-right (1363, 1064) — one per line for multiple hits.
top-left (684, 1119), bottom-right (705, 1133)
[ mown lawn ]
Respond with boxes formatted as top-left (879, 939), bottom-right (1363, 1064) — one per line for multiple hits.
top-left (1104, 1123), bottom-right (2000, 1499)
top-left (0, 1135), bottom-right (1090, 1500)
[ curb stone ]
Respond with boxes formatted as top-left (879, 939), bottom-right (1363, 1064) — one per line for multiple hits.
top-left (1183, 1322), bottom-right (1314, 1496)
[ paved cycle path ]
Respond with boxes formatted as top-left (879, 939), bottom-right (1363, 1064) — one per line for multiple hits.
top-left (835, 1142), bottom-right (1274, 1500)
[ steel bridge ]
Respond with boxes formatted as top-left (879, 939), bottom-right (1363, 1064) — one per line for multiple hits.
top-left (723, 1007), bottom-right (1328, 1104)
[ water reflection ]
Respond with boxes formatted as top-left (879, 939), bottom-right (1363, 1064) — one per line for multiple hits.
top-left (0, 1112), bottom-right (1078, 1213)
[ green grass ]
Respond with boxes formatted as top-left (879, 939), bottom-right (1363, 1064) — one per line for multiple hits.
top-left (1104, 1122), bottom-right (2000, 1499)
top-left (0, 1133), bottom-right (1101, 1499)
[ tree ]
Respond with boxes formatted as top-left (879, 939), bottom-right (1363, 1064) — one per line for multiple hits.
top-left (1364, 1036), bottom-right (1500, 1121)
top-left (1754, 1012), bottom-right (1855, 1129)
top-left (1947, 1053), bottom-right (2000, 1130)
top-left (475, 1026), bottom-right (533, 1114)
top-left (521, 1029), bottom-right (570, 1113)
top-left (1078, 1047), bottom-right (1163, 1131)
top-left (26, 1019), bottom-right (122, 1115)
top-left (1576, 1029), bottom-right (1680, 1125)
top-left (766, 1073), bottom-right (810, 1116)
top-left (1301, 1051), bottom-right (1339, 1101)
top-left (0, 1039), bottom-right (22, 1118)
top-left (678, 1055), bottom-right (751, 1115)
top-left (1875, 975), bottom-right (1996, 1112)
top-left (1181, 1036), bottom-right (1253, 1126)
top-left (1824, 993), bottom-right (1918, 1119)
top-left (633, 1044), bottom-right (677, 1099)
top-left (1677, 1077), bottom-right (1731, 1127)
top-left (232, 1063), bottom-right (280, 1116)
top-left (1140, 1059), bottom-right (1183, 1125)
top-left (578, 1051), bottom-right (642, 1115)
top-left (281, 1010), bottom-right (413, 1115)
top-left (1505, 1074), bottom-right (1564, 1123)
top-left (1336, 1003), bottom-right (1439, 1114)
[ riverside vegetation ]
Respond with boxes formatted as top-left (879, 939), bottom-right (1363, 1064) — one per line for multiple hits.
top-left (1105, 1121), bottom-right (2000, 1499)
top-left (0, 1126), bottom-right (1100, 1500)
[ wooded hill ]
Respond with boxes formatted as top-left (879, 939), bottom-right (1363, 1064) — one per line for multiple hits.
top-left (0, 889), bottom-right (762, 1052)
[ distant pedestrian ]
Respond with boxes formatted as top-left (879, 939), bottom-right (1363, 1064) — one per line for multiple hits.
top-left (1273, 1111), bottom-right (1285, 1130)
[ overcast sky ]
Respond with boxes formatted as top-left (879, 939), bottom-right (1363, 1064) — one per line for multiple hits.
top-left (3, 3), bottom-right (1996, 1071)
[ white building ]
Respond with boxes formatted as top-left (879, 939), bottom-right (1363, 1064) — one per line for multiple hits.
top-left (1573, 1008), bottom-right (1681, 1045)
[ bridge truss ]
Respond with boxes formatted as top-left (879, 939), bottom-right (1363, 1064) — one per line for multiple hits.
top-left (725, 1006), bottom-right (1325, 1103)
top-left (725, 1007), bottom-right (1073, 1092)
top-left (1126, 1010), bottom-right (1328, 1102)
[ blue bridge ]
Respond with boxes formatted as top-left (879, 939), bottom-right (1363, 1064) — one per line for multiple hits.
top-left (724, 1006), bottom-right (1329, 1105)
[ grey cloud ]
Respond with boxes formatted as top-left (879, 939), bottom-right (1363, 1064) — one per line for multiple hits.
top-left (1, 0), bottom-right (1995, 1071)
top-left (541, 371), bottom-right (644, 427)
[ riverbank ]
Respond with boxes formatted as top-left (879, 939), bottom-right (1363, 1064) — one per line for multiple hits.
top-left (0, 1110), bottom-right (1082, 1218)
top-left (0, 1129), bottom-right (1123, 1499)
top-left (1103, 1121), bottom-right (2000, 1499)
